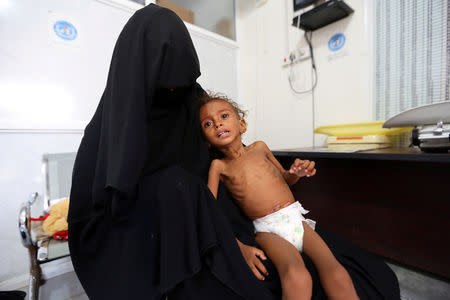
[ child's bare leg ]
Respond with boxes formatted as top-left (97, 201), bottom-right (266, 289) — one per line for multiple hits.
top-left (255, 232), bottom-right (312, 300)
top-left (302, 222), bottom-right (359, 300)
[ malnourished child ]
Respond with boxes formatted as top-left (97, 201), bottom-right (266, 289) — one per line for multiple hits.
top-left (199, 93), bottom-right (359, 300)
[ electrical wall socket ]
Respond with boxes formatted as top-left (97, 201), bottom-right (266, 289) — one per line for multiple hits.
top-left (282, 46), bottom-right (311, 67)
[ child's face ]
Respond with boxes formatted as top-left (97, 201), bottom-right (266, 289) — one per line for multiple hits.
top-left (199, 100), bottom-right (246, 148)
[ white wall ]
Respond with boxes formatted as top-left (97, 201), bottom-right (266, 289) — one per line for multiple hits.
top-left (0, 0), bottom-right (131, 289)
top-left (0, 0), bottom-right (132, 130)
top-left (237, 0), bottom-right (373, 149)
top-left (0, 0), bottom-right (238, 130)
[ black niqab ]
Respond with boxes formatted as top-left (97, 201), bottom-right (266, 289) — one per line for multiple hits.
top-left (68, 4), bottom-right (209, 223)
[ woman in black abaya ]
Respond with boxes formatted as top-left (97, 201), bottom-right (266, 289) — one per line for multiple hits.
top-left (68, 4), bottom-right (400, 300)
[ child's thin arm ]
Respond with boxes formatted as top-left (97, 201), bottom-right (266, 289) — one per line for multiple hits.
top-left (282, 157), bottom-right (317, 185)
top-left (264, 144), bottom-right (300, 185)
top-left (207, 159), bottom-right (223, 199)
top-left (258, 141), bottom-right (316, 185)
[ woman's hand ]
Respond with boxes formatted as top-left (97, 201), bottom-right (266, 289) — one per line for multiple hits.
top-left (236, 239), bottom-right (269, 280)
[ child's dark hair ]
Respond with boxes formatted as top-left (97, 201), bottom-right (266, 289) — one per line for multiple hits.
top-left (198, 91), bottom-right (247, 120)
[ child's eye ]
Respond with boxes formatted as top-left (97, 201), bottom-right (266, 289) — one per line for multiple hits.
top-left (221, 113), bottom-right (229, 119)
top-left (204, 121), bottom-right (212, 128)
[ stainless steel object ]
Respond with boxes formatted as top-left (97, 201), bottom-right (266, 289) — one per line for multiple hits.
top-left (383, 101), bottom-right (450, 152)
top-left (18, 192), bottom-right (41, 300)
top-left (17, 153), bottom-right (77, 300)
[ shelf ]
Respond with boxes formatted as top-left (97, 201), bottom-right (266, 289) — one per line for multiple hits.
top-left (272, 147), bottom-right (450, 163)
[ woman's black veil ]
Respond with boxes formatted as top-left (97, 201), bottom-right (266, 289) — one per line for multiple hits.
top-left (69, 4), bottom-right (209, 224)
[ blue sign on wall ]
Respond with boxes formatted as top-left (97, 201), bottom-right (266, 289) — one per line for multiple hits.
top-left (328, 33), bottom-right (346, 52)
top-left (53, 20), bottom-right (78, 41)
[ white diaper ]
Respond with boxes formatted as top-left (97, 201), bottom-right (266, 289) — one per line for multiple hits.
top-left (253, 201), bottom-right (316, 252)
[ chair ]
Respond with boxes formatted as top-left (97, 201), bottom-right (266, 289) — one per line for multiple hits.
top-left (18, 152), bottom-right (76, 300)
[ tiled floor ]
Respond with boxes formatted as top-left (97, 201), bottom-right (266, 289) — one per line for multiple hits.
top-left (387, 262), bottom-right (450, 300)
top-left (68, 292), bottom-right (89, 300)
top-left (17, 262), bottom-right (450, 300)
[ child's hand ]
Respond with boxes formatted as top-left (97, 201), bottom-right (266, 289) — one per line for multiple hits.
top-left (289, 158), bottom-right (316, 178)
top-left (236, 240), bottom-right (268, 280)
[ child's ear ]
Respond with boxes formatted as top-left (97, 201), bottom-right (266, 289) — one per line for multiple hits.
top-left (239, 119), bottom-right (247, 134)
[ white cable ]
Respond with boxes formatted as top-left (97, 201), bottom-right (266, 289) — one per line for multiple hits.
top-left (288, 31), bottom-right (317, 94)
top-left (288, 64), bottom-right (317, 94)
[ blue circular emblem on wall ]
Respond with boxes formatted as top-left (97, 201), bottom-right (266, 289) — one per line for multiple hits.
top-left (53, 20), bottom-right (78, 41)
top-left (328, 33), bottom-right (345, 52)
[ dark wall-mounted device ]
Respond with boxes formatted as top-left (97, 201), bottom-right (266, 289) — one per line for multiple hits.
top-left (293, 0), bottom-right (317, 11)
top-left (292, 0), bottom-right (354, 31)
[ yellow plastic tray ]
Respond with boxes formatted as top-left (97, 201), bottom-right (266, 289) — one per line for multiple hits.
top-left (314, 121), bottom-right (412, 136)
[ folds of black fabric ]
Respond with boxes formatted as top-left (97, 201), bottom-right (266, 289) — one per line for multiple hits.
top-left (70, 165), bottom-right (400, 299)
top-left (68, 3), bottom-right (209, 226)
top-left (69, 166), bottom-right (275, 300)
